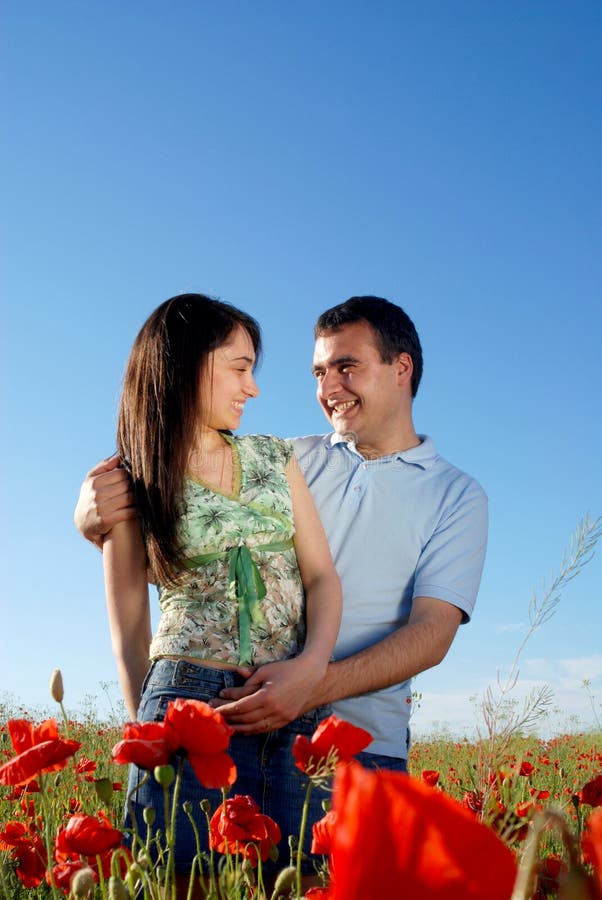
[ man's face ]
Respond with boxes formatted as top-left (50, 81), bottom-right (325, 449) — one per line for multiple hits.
top-left (311, 321), bottom-right (407, 450)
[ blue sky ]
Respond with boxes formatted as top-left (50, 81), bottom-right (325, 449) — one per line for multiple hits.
top-left (2, 1), bottom-right (601, 737)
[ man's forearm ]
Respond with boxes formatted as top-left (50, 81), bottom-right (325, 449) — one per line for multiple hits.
top-left (74, 456), bottom-right (136, 547)
top-left (307, 596), bottom-right (463, 710)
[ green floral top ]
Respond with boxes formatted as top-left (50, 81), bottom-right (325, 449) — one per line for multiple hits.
top-left (149, 434), bottom-right (306, 666)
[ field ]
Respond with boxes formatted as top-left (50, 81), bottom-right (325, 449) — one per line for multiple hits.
top-left (1, 696), bottom-right (600, 899)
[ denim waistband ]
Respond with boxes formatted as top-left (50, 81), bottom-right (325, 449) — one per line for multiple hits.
top-left (145, 658), bottom-right (246, 693)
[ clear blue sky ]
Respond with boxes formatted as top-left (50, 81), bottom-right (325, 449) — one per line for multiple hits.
top-left (2, 1), bottom-right (601, 736)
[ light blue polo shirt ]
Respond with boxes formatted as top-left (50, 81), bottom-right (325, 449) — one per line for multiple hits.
top-left (291, 433), bottom-right (488, 759)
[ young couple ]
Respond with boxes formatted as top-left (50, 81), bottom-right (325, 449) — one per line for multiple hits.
top-left (75, 293), bottom-right (488, 879)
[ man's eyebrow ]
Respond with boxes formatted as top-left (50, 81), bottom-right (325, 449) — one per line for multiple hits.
top-left (311, 355), bottom-right (360, 374)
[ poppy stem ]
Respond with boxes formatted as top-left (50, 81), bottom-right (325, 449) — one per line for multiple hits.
top-left (201, 794), bottom-right (219, 897)
top-left (37, 774), bottom-right (62, 899)
top-left (58, 700), bottom-right (71, 737)
top-left (183, 800), bottom-right (209, 899)
top-left (95, 852), bottom-right (109, 900)
top-left (163, 757), bottom-right (184, 898)
top-left (295, 780), bottom-right (313, 898)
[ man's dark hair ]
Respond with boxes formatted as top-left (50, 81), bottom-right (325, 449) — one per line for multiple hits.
top-left (314, 296), bottom-right (423, 397)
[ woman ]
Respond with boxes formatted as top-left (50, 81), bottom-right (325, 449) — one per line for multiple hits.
top-left (103, 293), bottom-right (341, 879)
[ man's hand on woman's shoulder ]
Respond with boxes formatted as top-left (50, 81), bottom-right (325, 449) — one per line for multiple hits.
top-left (74, 455), bottom-right (137, 548)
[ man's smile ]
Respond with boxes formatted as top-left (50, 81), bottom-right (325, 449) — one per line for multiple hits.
top-left (328, 399), bottom-right (358, 414)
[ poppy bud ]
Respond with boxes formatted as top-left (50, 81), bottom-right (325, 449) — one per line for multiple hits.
top-left (70, 866), bottom-right (96, 897)
top-left (108, 876), bottom-right (129, 900)
top-left (95, 777), bottom-right (113, 804)
top-left (271, 865), bottom-right (296, 897)
top-left (143, 806), bottom-right (156, 827)
top-left (154, 764), bottom-right (175, 788)
top-left (50, 669), bottom-right (64, 703)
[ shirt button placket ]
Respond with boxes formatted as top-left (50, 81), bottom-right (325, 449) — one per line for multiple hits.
top-left (353, 463), bottom-right (367, 502)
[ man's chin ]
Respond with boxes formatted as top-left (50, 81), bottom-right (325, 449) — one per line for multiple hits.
top-left (332, 423), bottom-right (360, 443)
top-left (324, 410), bottom-right (359, 442)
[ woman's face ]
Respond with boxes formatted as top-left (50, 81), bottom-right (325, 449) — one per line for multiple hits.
top-left (200, 325), bottom-right (259, 433)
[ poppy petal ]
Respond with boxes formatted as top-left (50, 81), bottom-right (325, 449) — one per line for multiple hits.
top-left (188, 750), bottom-right (237, 789)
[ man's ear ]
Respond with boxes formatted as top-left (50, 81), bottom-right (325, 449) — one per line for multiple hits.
top-left (395, 352), bottom-right (414, 389)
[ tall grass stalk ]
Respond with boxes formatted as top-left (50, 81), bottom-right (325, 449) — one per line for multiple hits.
top-left (477, 515), bottom-right (601, 821)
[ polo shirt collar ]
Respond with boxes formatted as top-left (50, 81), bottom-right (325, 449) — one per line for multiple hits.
top-left (327, 432), bottom-right (437, 470)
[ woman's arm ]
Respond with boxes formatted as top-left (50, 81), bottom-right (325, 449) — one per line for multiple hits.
top-left (103, 519), bottom-right (152, 720)
top-left (214, 456), bottom-right (342, 732)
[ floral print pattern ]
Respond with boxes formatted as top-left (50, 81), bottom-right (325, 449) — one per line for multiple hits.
top-left (149, 435), bottom-right (305, 666)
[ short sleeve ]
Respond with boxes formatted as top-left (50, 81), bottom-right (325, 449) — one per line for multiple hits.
top-left (413, 478), bottom-right (488, 622)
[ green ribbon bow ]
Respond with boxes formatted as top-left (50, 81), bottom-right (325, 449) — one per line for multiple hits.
top-left (183, 537), bottom-right (294, 665)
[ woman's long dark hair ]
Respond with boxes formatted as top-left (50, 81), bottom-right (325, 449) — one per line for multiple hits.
top-left (117, 293), bottom-right (262, 585)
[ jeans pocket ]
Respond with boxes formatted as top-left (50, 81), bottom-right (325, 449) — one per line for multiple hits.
top-left (137, 666), bottom-right (226, 723)
top-left (137, 689), bottom-right (174, 723)
top-left (136, 662), bottom-right (156, 703)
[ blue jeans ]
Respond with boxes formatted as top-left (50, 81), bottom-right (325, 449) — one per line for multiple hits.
top-left (125, 658), bottom-right (331, 875)
top-left (354, 750), bottom-right (408, 773)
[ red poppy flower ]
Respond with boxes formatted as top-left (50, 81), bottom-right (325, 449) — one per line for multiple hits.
top-left (7, 718), bottom-right (60, 753)
top-left (533, 853), bottom-right (566, 900)
top-left (209, 794), bottom-right (281, 865)
top-left (582, 808), bottom-right (602, 892)
top-left (293, 715), bottom-right (372, 774)
top-left (421, 769), bottom-right (440, 787)
top-left (304, 889), bottom-right (333, 898)
top-left (53, 838), bottom-right (134, 893)
top-left (14, 837), bottom-right (47, 888)
top-left (0, 718), bottom-right (82, 787)
top-left (329, 762), bottom-right (517, 900)
top-left (516, 800), bottom-right (535, 818)
top-left (462, 789), bottom-right (483, 815)
top-left (517, 761), bottom-right (535, 777)
top-left (0, 718), bottom-right (82, 785)
top-left (164, 698), bottom-right (236, 788)
top-left (74, 756), bottom-right (97, 781)
top-left (4, 780), bottom-right (41, 800)
top-left (529, 788), bottom-right (550, 800)
top-left (55, 813), bottom-right (123, 857)
top-left (311, 809), bottom-right (337, 855)
top-left (49, 858), bottom-right (89, 893)
top-left (579, 774), bottom-right (602, 808)
top-left (0, 821), bottom-right (47, 888)
top-left (0, 820), bottom-right (31, 850)
top-left (112, 720), bottom-right (173, 770)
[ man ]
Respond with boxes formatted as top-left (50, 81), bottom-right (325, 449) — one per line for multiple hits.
top-left (74, 296), bottom-right (487, 770)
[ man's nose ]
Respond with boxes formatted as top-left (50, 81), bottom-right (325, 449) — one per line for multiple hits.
top-left (318, 369), bottom-right (340, 399)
